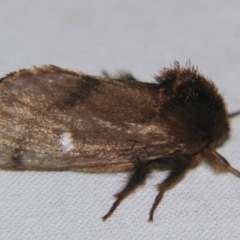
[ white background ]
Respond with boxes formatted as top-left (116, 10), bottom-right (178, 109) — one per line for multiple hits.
top-left (0, 1), bottom-right (240, 239)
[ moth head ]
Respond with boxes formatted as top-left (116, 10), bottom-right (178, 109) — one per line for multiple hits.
top-left (155, 62), bottom-right (230, 155)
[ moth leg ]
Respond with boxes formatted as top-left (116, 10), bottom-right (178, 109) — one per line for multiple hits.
top-left (115, 72), bottom-right (138, 82)
top-left (101, 70), bottom-right (138, 82)
top-left (102, 160), bottom-right (150, 221)
top-left (203, 148), bottom-right (240, 177)
top-left (101, 70), bottom-right (111, 79)
top-left (149, 168), bottom-right (186, 222)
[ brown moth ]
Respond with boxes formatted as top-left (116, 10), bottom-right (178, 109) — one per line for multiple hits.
top-left (0, 62), bottom-right (239, 222)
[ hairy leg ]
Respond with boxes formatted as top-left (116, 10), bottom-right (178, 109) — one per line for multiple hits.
top-left (102, 160), bottom-right (150, 221)
top-left (148, 168), bottom-right (187, 222)
top-left (203, 148), bottom-right (240, 177)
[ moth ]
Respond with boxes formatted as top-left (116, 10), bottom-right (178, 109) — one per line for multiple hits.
top-left (0, 62), bottom-right (239, 222)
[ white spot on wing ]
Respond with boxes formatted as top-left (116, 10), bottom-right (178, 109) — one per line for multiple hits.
top-left (60, 132), bottom-right (74, 153)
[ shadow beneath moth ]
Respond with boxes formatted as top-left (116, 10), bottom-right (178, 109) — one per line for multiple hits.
top-left (0, 62), bottom-right (239, 222)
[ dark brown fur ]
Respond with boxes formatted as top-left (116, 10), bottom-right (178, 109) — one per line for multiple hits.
top-left (0, 62), bottom-right (239, 222)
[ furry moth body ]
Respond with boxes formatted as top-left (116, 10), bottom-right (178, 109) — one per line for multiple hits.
top-left (0, 62), bottom-right (239, 222)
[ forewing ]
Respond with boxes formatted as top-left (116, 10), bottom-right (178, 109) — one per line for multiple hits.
top-left (0, 66), bottom-right (172, 171)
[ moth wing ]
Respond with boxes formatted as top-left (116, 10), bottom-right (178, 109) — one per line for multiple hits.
top-left (0, 66), bottom-right (172, 171)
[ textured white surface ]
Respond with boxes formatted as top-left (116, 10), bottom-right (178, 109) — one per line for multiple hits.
top-left (1, 1), bottom-right (240, 239)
